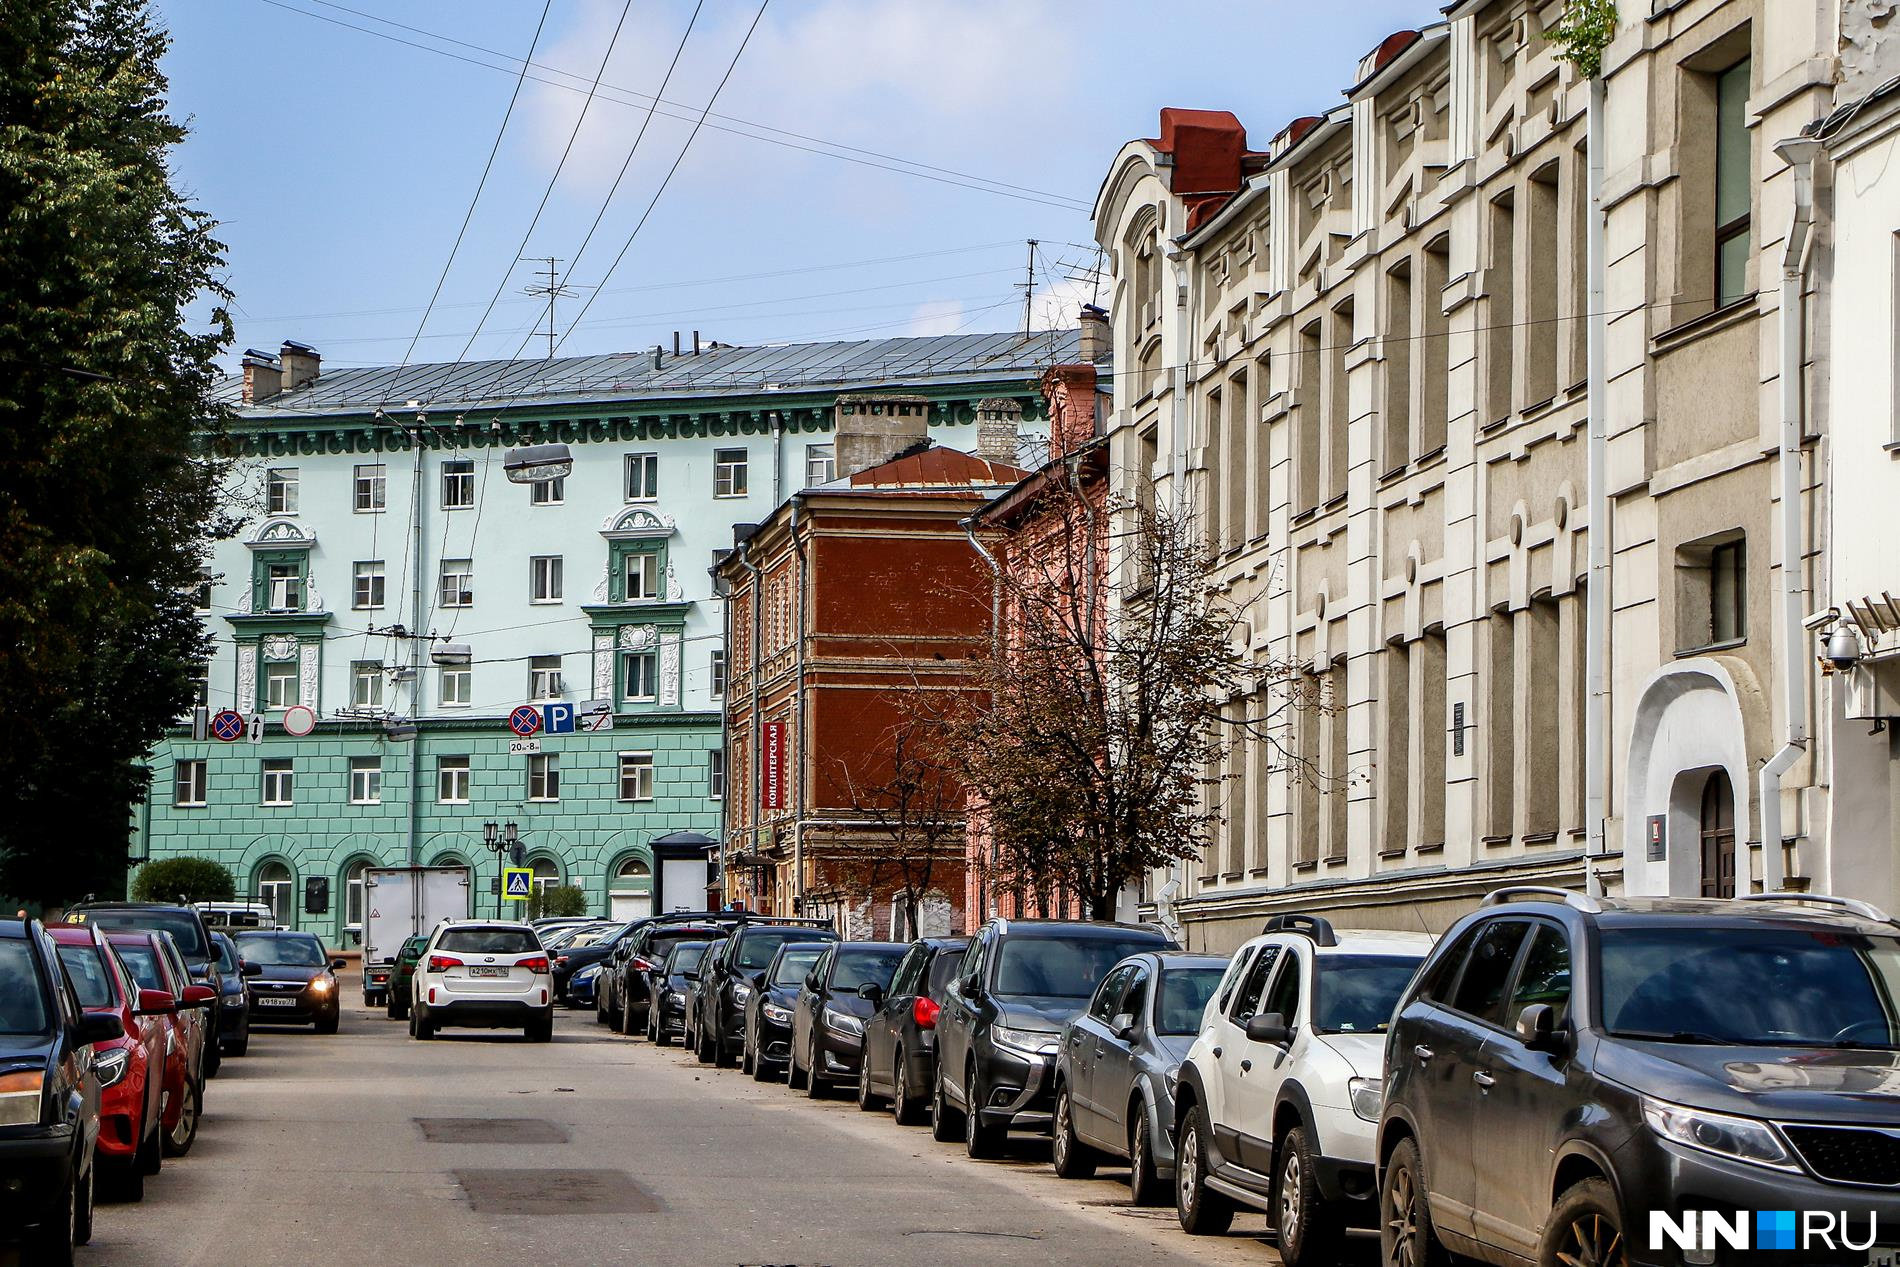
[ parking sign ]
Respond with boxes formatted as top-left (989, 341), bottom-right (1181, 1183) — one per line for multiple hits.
top-left (541, 702), bottom-right (575, 734)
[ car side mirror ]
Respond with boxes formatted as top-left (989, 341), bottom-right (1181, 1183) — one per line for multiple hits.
top-left (330, 958), bottom-right (347, 972)
top-left (243, 962), bottom-right (262, 978)
top-left (752, 972), bottom-right (768, 990)
top-left (1244, 1012), bottom-right (1292, 1046)
top-left (857, 982), bottom-right (885, 1007)
top-left (1515, 1003), bottom-right (1566, 1052)
top-left (182, 984), bottom-right (217, 1008)
top-left (75, 1012), bottom-right (123, 1047)
top-left (959, 973), bottom-right (982, 999)
top-left (683, 970), bottom-right (700, 982)
top-left (1110, 1011), bottom-right (1137, 1041)
top-left (136, 988), bottom-right (176, 1015)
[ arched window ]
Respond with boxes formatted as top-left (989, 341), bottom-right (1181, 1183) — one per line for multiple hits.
top-left (1699, 770), bottom-right (1736, 899)
top-left (343, 859), bottom-right (374, 937)
top-left (607, 855), bottom-right (651, 921)
top-left (615, 857), bottom-right (650, 884)
top-left (256, 859), bottom-right (293, 928)
top-left (529, 856), bottom-right (561, 895)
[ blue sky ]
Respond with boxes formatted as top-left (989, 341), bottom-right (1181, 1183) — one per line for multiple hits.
top-left (155, 0), bottom-right (1428, 370)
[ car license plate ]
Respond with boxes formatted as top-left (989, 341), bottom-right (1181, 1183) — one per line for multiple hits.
top-left (470, 966), bottom-right (509, 978)
top-left (257, 996), bottom-right (295, 1007)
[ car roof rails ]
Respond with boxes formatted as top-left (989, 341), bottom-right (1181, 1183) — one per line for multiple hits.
top-left (1262, 913), bottom-right (1338, 946)
top-left (1480, 886), bottom-right (1603, 914)
top-left (1736, 892), bottom-right (1896, 924)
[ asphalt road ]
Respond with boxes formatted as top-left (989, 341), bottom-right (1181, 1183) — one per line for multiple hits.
top-left (74, 980), bottom-right (1303, 1267)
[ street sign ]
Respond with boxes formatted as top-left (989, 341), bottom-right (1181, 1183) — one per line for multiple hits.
top-left (542, 702), bottom-right (575, 735)
top-left (579, 699), bottom-right (614, 732)
top-left (763, 721), bottom-right (786, 809)
top-left (508, 736), bottom-right (541, 756)
top-left (508, 705), bottom-right (543, 737)
top-left (501, 867), bottom-right (532, 901)
top-left (210, 709), bottom-right (244, 742)
top-left (248, 712), bottom-right (266, 745)
top-left (282, 704), bottom-right (316, 737)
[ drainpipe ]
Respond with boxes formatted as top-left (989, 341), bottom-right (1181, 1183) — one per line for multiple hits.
top-left (789, 496), bottom-right (808, 916)
top-left (408, 424), bottom-right (427, 867)
top-left (964, 515), bottom-right (1003, 923)
top-left (1165, 234), bottom-right (1191, 513)
top-left (740, 542), bottom-right (764, 907)
top-left (1759, 136), bottom-right (1820, 893)
top-left (1584, 76), bottom-right (1609, 891)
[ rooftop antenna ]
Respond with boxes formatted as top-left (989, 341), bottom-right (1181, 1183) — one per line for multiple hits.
top-left (520, 257), bottom-right (587, 360)
top-left (1017, 239), bottom-right (1039, 336)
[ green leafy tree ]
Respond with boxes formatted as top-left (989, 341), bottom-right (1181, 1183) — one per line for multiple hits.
top-left (527, 885), bottom-right (589, 919)
top-left (0, 0), bottom-right (231, 903)
top-left (129, 856), bottom-right (234, 904)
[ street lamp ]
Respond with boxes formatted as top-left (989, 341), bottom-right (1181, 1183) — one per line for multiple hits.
top-left (482, 821), bottom-right (524, 917)
top-left (502, 442), bottom-right (573, 484)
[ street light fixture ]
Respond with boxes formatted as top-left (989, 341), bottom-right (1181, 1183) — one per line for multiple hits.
top-left (482, 821), bottom-right (525, 918)
top-left (502, 442), bottom-right (573, 484)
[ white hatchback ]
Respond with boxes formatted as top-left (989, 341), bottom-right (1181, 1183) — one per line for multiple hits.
top-left (410, 920), bottom-right (555, 1043)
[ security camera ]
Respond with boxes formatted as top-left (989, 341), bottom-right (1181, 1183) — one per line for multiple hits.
top-left (1826, 626), bottom-right (1862, 671)
top-left (1804, 607), bottom-right (1841, 633)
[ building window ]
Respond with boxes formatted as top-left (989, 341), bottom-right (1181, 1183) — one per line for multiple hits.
top-left (624, 551), bottom-right (659, 601)
top-left (439, 559), bottom-right (473, 608)
top-left (618, 752), bottom-right (655, 802)
top-left (260, 758), bottom-right (294, 806)
top-left (266, 561), bottom-right (303, 612)
top-left (528, 753), bottom-right (559, 802)
top-left (624, 651), bottom-right (658, 702)
top-left (529, 556), bottom-right (563, 604)
top-left (441, 458), bottom-right (474, 510)
top-left (353, 560), bottom-right (385, 610)
top-left (351, 661), bottom-right (384, 709)
top-left (349, 756), bottom-right (382, 805)
top-left (529, 857), bottom-right (560, 894)
top-left (439, 666), bottom-right (471, 707)
top-left (625, 452), bottom-right (659, 501)
top-left (529, 655), bottom-right (563, 701)
top-left (1676, 533), bottom-right (1747, 652)
top-left (714, 448), bottom-right (748, 497)
top-left (708, 749), bottom-right (724, 800)
top-left (805, 443), bottom-right (835, 487)
top-left (193, 570), bottom-right (213, 611)
top-left (266, 467), bottom-right (299, 515)
top-left (1714, 58), bottom-right (1753, 308)
top-left (257, 860), bottom-right (293, 927)
top-left (1709, 540), bottom-right (1746, 643)
top-left (189, 673), bottom-right (209, 709)
top-left (530, 475), bottom-right (565, 505)
top-left (344, 860), bottom-right (370, 932)
top-left (710, 650), bottom-right (726, 699)
top-left (264, 659), bottom-right (299, 710)
top-left (173, 759), bottom-right (207, 807)
top-left (353, 464), bottom-right (386, 512)
top-left (438, 755), bottom-right (470, 804)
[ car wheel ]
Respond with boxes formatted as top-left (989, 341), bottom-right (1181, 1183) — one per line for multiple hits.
top-left (1128, 1107), bottom-right (1166, 1207)
top-left (162, 1078), bottom-right (201, 1158)
top-left (1051, 1083), bottom-right (1097, 1178)
top-left (315, 1013), bottom-right (339, 1035)
top-left (1274, 1125), bottom-right (1340, 1267)
top-left (1175, 1102), bottom-right (1235, 1236)
top-left (929, 1064), bottom-right (961, 1142)
top-left (414, 1010), bottom-right (436, 1041)
top-left (1536, 1178), bottom-right (1626, 1267)
top-left (741, 1026), bottom-right (757, 1075)
top-left (751, 1036), bottom-right (776, 1082)
top-left (204, 1046), bottom-right (220, 1079)
top-left (787, 1042), bottom-right (809, 1090)
top-left (224, 1033), bottom-right (250, 1057)
top-left (856, 1054), bottom-right (882, 1111)
top-left (31, 1169), bottom-right (77, 1267)
top-left (109, 1152), bottom-right (145, 1204)
top-left (72, 1164), bottom-right (92, 1247)
top-left (1381, 1136), bottom-right (1447, 1267)
top-left (892, 1047), bottom-right (923, 1126)
top-left (136, 1115), bottom-right (162, 1177)
top-left (804, 1037), bottom-right (828, 1098)
top-left (964, 1067), bottom-right (1003, 1159)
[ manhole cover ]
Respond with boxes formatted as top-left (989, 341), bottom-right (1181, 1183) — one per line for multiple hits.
top-left (453, 1168), bottom-right (662, 1215)
top-left (416, 1117), bottom-right (569, 1144)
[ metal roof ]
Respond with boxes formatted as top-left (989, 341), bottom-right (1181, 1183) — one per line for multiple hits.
top-left (217, 329), bottom-right (1084, 419)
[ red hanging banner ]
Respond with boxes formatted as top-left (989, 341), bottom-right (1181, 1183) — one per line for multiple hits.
top-left (762, 721), bottom-right (786, 810)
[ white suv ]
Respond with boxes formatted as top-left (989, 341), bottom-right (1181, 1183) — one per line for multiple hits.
top-left (410, 920), bottom-right (555, 1043)
top-left (1173, 915), bottom-right (1432, 1267)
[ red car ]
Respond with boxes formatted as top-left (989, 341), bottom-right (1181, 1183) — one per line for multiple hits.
top-left (47, 926), bottom-right (167, 1200)
top-left (105, 930), bottom-right (213, 1159)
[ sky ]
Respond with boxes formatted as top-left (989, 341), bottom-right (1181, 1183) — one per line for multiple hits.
top-left (154, 0), bottom-right (1429, 372)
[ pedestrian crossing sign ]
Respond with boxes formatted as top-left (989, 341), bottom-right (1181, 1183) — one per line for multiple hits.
top-left (501, 867), bottom-right (532, 901)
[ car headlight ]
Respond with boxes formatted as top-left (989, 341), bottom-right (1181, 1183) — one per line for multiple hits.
top-left (732, 984), bottom-right (753, 1004)
top-left (95, 1047), bottom-right (130, 1089)
top-left (0, 1070), bottom-right (43, 1126)
top-left (761, 1003), bottom-right (791, 1024)
top-left (993, 1024), bottom-right (1059, 1057)
top-left (573, 965), bottom-right (601, 983)
top-left (823, 1008), bottom-right (863, 1037)
top-left (1349, 1077), bottom-right (1383, 1123)
top-left (1641, 1096), bottom-right (1799, 1171)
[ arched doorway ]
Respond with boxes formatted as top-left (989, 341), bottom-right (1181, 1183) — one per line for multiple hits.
top-left (1699, 770), bottom-right (1737, 898)
top-left (608, 856), bottom-right (652, 922)
top-left (255, 858), bottom-right (294, 929)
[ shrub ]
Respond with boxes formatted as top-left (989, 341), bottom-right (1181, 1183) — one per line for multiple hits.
top-left (528, 884), bottom-right (589, 919)
top-left (130, 856), bottom-right (235, 904)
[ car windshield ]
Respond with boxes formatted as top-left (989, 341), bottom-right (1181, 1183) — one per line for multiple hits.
top-left (666, 943), bottom-right (710, 972)
top-left (993, 936), bottom-right (1169, 999)
top-left (56, 944), bottom-right (116, 1010)
top-left (1314, 955), bottom-right (1425, 1034)
top-left (236, 934), bottom-right (327, 967)
top-left (740, 929), bottom-right (833, 970)
top-left (0, 942), bottom-right (51, 1036)
top-left (1601, 925), bottom-right (1900, 1048)
top-left (831, 947), bottom-right (906, 992)
top-left (1154, 966), bottom-right (1227, 1035)
top-left (112, 942), bottom-right (165, 993)
top-left (771, 949), bottom-right (824, 985)
top-left (438, 928), bottom-right (539, 955)
top-left (80, 909), bottom-right (206, 958)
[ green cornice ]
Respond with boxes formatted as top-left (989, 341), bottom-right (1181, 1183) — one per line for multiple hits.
top-left (583, 602), bottom-right (692, 627)
top-left (223, 612), bottom-right (333, 636)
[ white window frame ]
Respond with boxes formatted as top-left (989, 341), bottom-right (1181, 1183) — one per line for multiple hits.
top-left (529, 556), bottom-right (563, 605)
top-left (193, 570), bottom-right (213, 611)
top-left (530, 475), bottom-right (565, 506)
top-left (439, 666), bottom-right (471, 707)
top-left (266, 467), bottom-right (299, 515)
top-left (805, 443), bottom-right (835, 487)
top-left (708, 748), bottom-right (724, 800)
top-left (623, 651), bottom-right (658, 702)
top-left (260, 759), bottom-right (294, 806)
top-left (266, 562), bottom-right (302, 612)
top-left (173, 759), bottom-right (207, 807)
top-left (441, 458), bottom-right (475, 510)
top-left (625, 452), bottom-right (659, 501)
top-left (353, 464), bottom-right (386, 513)
top-left (345, 862), bottom-right (369, 931)
top-left (618, 752), bottom-right (655, 802)
top-left (624, 552), bottom-right (659, 601)
top-left (352, 560), bottom-right (385, 610)
top-left (438, 755), bottom-right (471, 804)
top-left (264, 659), bottom-right (299, 711)
top-left (349, 756), bottom-right (382, 805)
top-left (710, 649), bottom-right (726, 699)
top-left (350, 661), bottom-right (384, 709)
top-left (439, 559), bottom-right (474, 609)
top-left (528, 753), bottom-right (560, 802)
top-left (529, 656), bottom-right (563, 702)
top-left (714, 448), bottom-right (749, 498)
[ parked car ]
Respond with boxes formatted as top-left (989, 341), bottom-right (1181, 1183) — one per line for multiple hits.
top-left (1049, 950), bottom-right (1227, 1205)
top-left (742, 942), bottom-right (830, 1078)
top-left (410, 921), bottom-right (553, 1042)
top-left (102, 929), bottom-right (212, 1159)
top-left (788, 942), bottom-right (907, 1096)
top-left (47, 925), bottom-right (165, 1202)
top-left (235, 930), bottom-right (344, 1033)
top-left (681, 937), bottom-right (729, 1054)
top-left (67, 901), bottom-right (222, 1078)
top-left (552, 920), bottom-right (639, 1002)
top-left (933, 918), bottom-right (1177, 1158)
top-left (384, 935), bottom-right (428, 1021)
top-left (646, 940), bottom-right (714, 1046)
top-left (695, 918), bottom-right (840, 1066)
top-left (362, 955), bottom-right (393, 1009)
top-left (857, 937), bottom-right (967, 1123)
top-left (602, 916), bottom-right (739, 1034)
top-left (1380, 889), bottom-right (1900, 1267)
top-left (208, 932), bottom-right (255, 1057)
top-left (194, 900), bottom-right (276, 932)
top-left (0, 920), bottom-right (121, 1263)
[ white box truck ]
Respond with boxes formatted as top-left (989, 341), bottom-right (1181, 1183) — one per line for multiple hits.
top-left (361, 865), bottom-right (470, 1006)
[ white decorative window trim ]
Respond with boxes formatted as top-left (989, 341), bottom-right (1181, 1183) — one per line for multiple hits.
top-left (592, 633), bottom-right (613, 700)
top-left (244, 517), bottom-right (318, 550)
top-left (599, 507), bottom-right (677, 541)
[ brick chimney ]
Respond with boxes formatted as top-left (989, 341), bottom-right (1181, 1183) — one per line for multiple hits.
top-left (279, 340), bottom-right (321, 391)
top-left (241, 349), bottom-right (282, 405)
top-left (974, 398), bottom-right (1023, 464)
top-left (1041, 365), bottom-right (1099, 460)
top-left (1078, 304), bottom-right (1109, 362)
top-left (832, 393), bottom-right (930, 477)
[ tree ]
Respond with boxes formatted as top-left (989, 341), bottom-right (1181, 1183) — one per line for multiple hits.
top-left (0, 0), bottom-right (231, 903)
top-left (527, 885), bottom-right (588, 920)
top-left (957, 479), bottom-right (1311, 920)
top-left (129, 856), bottom-right (234, 904)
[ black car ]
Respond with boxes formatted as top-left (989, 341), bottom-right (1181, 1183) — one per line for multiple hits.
top-left (646, 940), bottom-right (714, 1045)
top-left (1379, 888), bottom-right (1900, 1267)
top-left (604, 916), bottom-right (739, 1035)
top-left (933, 918), bottom-right (1176, 1158)
top-left (857, 937), bottom-right (967, 1123)
top-left (66, 901), bottom-right (222, 1077)
top-left (694, 919), bottom-right (840, 1067)
top-left (788, 941), bottom-right (906, 1096)
top-left (0, 920), bottom-right (121, 1263)
top-left (209, 932), bottom-right (255, 1057)
top-left (234, 931), bottom-right (344, 1033)
top-left (551, 919), bottom-right (638, 1002)
top-left (681, 937), bottom-right (728, 1053)
top-left (743, 942), bottom-right (830, 1079)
